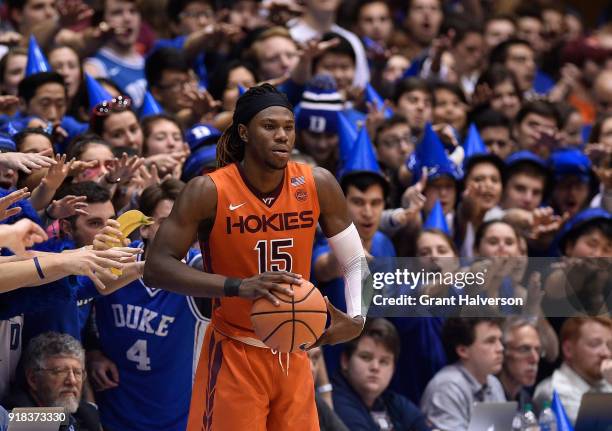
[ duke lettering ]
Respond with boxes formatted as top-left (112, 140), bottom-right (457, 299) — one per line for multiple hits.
top-left (111, 304), bottom-right (175, 336)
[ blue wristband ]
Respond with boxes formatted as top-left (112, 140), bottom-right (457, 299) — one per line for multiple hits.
top-left (33, 256), bottom-right (45, 279)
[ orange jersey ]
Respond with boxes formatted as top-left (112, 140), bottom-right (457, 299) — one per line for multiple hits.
top-left (201, 161), bottom-right (320, 339)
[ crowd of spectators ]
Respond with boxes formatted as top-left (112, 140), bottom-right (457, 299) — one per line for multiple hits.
top-left (1, 0), bottom-right (612, 430)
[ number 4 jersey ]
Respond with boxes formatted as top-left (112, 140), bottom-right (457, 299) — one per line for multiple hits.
top-left (94, 242), bottom-right (209, 431)
top-left (202, 161), bottom-right (320, 340)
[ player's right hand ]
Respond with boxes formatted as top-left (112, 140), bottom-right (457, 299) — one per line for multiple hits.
top-left (238, 271), bottom-right (303, 306)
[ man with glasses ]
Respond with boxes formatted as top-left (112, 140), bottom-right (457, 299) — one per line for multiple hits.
top-left (497, 317), bottom-right (542, 413)
top-left (2, 331), bottom-right (102, 430)
top-left (374, 115), bottom-right (415, 208)
top-left (145, 47), bottom-right (214, 127)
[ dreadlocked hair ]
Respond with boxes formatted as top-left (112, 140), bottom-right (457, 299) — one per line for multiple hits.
top-left (216, 84), bottom-right (289, 168)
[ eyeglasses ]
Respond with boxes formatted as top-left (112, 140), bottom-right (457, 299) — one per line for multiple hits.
top-left (380, 134), bottom-right (416, 148)
top-left (36, 367), bottom-right (87, 380)
top-left (93, 95), bottom-right (132, 116)
top-left (179, 10), bottom-right (214, 20)
top-left (506, 345), bottom-right (543, 358)
top-left (157, 80), bottom-right (197, 93)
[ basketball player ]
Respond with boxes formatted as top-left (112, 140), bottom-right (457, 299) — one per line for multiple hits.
top-left (144, 84), bottom-right (367, 430)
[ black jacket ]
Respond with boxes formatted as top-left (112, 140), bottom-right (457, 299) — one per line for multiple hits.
top-left (332, 373), bottom-right (432, 431)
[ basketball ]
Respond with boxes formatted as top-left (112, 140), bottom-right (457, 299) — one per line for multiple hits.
top-left (250, 281), bottom-right (328, 353)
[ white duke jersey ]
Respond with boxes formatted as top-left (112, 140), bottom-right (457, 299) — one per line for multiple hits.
top-left (94, 242), bottom-right (209, 431)
top-left (0, 316), bottom-right (22, 400)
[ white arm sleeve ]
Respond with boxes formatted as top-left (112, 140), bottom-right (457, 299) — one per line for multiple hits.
top-left (327, 223), bottom-right (369, 318)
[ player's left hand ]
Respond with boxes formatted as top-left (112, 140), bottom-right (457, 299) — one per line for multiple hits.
top-left (304, 296), bottom-right (364, 350)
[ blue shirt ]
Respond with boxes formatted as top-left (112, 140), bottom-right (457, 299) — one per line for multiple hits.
top-left (89, 47), bottom-right (147, 108)
top-left (21, 238), bottom-right (94, 344)
top-left (94, 241), bottom-right (208, 431)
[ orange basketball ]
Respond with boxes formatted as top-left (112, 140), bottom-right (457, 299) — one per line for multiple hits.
top-left (250, 281), bottom-right (327, 353)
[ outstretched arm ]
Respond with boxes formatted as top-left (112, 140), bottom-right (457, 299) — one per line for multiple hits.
top-left (308, 167), bottom-right (367, 349)
top-left (143, 176), bottom-right (226, 296)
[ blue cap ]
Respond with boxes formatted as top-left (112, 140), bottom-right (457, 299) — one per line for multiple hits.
top-left (365, 83), bottom-right (393, 119)
top-left (411, 123), bottom-right (461, 183)
top-left (506, 150), bottom-right (547, 169)
top-left (341, 125), bottom-right (383, 178)
top-left (549, 148), bottom-right (592, 183)
top-left (0, 134), bottom-right (16, 152)
top-left (140, 91), bottom-right (163, 119)
top-left (463, 123), bottom-right (488, 161)
top-left (185, 123), bottom-right (221, 152)
top-left (555, 207), bottom-right (611, 254)
top-left (25, 35), bottom-right (50, 77)
top-left (182, 144), bottom-right (217, 182)
top-left (238, 84), bottom-right (247, 96)
top-left (85, 74), bottom-right (113, 112)
top-left (296, 75), bottom-right (343, 134)
top-left (424, 199), bottom-right (450, 235)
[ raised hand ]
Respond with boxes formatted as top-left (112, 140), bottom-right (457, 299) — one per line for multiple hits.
top-left (0, 95), bottom-right (20, 113)
top-left (106, 154), bottom-right (144, 185)
top-left (57, 0), bottom-right (94, 27)
top-left (461, 181), bottom-right (485, 223)
top-left (0, 188), bottom-right (30, 221)
top-left (0, 151), bottom-right (56, 174)
top-left (529, 207), bottom-right (569, 240)
top-left (365, 101), bottom-right (388, 139)
top-left (0, 32), bottom-right (21, 46)
top-left (69, 159), bottom-right (100, 179)
top-left (65, 247), bottom-right (142, 291)
top-left (145, 151), bottom-right (187, 175)
top-left (93, 219), bottom-right (131, 250)
top-left (401, 167), bottom-right (428, 210)
top-left (185, 89), bottom-right (222, 122)
top-left (432, 123), bottom-right (460, 147)
top-left (41, 154), bottom-right (73, 191)
top-left (586, 143), bottom-right (612, 189)
top-left (262, 0), bottom-right (304, 25)
top-left (524, 271), bottom-right (543, 316)
top-left (0, 218), bottom-right (48, 255)
top-left (46, 195), bottom-right (89, 219)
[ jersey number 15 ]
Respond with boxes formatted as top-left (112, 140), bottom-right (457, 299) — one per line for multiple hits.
top-left (254, 239), bottom-right (293, 273)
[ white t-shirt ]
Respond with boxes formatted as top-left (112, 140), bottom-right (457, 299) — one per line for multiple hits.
top-left (0, 316), bottom-right (23, 400)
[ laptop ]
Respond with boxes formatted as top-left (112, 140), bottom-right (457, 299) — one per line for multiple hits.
top-left (467, 401), bottom-right (518, 431)
top-left (575, 393), bottom-right (612, 431)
